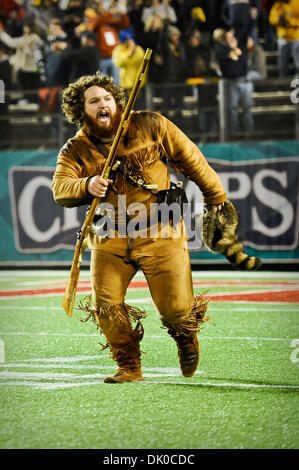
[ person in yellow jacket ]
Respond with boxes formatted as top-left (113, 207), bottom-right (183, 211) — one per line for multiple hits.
top-left (52, 72), bottom-right (227, 383)
top-left (269, 0), bottom-right (299, 76)
top-left (112, 29), bottom-right (146, 99)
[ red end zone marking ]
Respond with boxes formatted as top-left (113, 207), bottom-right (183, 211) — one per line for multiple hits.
top-left (208, 290), bottom-right (299, 303)
top-left (1, 282), bottom-right (299, 302)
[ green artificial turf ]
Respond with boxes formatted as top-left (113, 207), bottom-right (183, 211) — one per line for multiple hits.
top-left (0, 270), bottom-right (298, 449)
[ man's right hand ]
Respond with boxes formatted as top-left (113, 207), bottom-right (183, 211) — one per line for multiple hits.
top-left (87, 176), bottom-right (113, 198)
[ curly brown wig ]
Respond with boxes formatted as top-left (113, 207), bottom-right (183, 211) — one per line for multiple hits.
top-left (61, 72), bottom-right (127, 127)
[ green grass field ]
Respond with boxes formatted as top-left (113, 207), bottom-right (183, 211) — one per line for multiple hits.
top-left (0, 269), bottom-right (298, 450)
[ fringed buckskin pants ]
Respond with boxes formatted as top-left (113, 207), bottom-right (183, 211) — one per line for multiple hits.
top-left (90, 247), bottom-right (195, 330)
top-left (81, 247), bottom-right (209, 378)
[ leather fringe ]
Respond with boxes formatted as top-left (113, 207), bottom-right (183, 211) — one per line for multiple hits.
top-left (116, 143), bottom-right (164, 192)
top-left (163, 292), bottom-right (210, 337)
top-left (78, 295), bottom-right (147, 352)
top-left (78, 294), bottom-right (147, 328)
top-left (109, 321), bottom-right (145, 365)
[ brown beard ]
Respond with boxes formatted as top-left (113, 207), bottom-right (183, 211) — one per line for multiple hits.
top-left (83, 108), bottom-right (122, 140)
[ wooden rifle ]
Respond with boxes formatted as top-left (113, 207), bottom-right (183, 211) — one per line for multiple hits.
top-left (61, 48), bottom-right (152, 317)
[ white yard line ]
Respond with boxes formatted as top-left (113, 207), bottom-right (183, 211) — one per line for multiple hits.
top-left (0, 363), bottom-right (202, 374)
top-left (0, 354), bottom-right (296, 390)
top-left (0, 378), bottom-right (297, 391)
top-left (0, 363), bottom-right (109, 370)
top-left (0, 380), bottom-right (102, 389)
top-left (138, 381), bottom-right (299, 390)
top-left (0, 371), bottom-right (196, 379)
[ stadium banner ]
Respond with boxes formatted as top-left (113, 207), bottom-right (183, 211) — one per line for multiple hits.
top-left (0, 141), bottom-right (299, 266)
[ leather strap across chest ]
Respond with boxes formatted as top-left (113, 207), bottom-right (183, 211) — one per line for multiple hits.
top-left (89, 135), bottom-right (158, 193)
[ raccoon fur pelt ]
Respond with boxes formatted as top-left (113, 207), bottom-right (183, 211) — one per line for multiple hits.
top-left (201, 200), bottom-right (262, 270)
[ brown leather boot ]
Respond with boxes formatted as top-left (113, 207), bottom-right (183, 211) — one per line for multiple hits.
top-left (103, 322), bottom-right (145, 383)
top-left (78, 298), bottom-right (146, 383)
top-left (104, 357), bottom-right (144, 383)
top-left (164, 294), bottom-right (209, 377)
top-left (167, 329), bottom-right (199, 377)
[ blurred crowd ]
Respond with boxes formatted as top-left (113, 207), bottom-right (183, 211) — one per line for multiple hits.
top-left (0, 0), bottom-right (298, 135)
top-left (1, 0), bottom-right (297, 90)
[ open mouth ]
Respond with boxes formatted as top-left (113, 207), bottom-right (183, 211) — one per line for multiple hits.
top-left (97, 110), bottom-right (110, 123)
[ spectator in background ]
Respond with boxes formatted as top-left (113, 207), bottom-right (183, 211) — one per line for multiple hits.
top-left (45, 28), bottom-right (99, 86)
top-left (269, 0), bottom-right (299, 77)
top-left (46, 17), bottom-right (68, 47)
top-left (141, 13), bottom-right (164, 82)
top-left (127, 0), bottom-right (144, 45)
top-left (157, 24), bottom-right (187, 112)
top-left (3, 0), bottom-right (26, 37)
top-left (185, 29), bottom-right (216, 78)
top-left (86, 2), bottom-right (130, 85)
top-left (246, 35), bottom-right (267, 79)
top-left (214, 28), bottom-right (255, 133)
top-left (0, 43), bottom-right (12, 86)
top-left (112, 28), bottom-right (146, 104)
top-left (61, 0), bottom-right (84, 49)
top-left (23, 0), bottom-right (60, 40)
top-left (160, 24), bottom-right (187, 83)
top-left (179, 0), bottom-right (230, 48)
top-left (226, 0), bottom-right (262, 46)
top-left (141, 0), bottom-right (161, 26)
top-left (44, 36), bottom-right (71, 86)
top-left (0, 0), bottom-right (26, 30)
top-left (259, 0), bottom-right (277, 50)
top-left (0, 43), bottom-right (12, 148)
top-left (70, 30), bottom-right (99, 80)
top-left (180, 1), bottom-right (211, 47)
top-left (185, 29), bottom-right (219, 137)
top-left (155, 0), bottom-right (177, 25)
top-left (0, 20), bottom-right (43, 89)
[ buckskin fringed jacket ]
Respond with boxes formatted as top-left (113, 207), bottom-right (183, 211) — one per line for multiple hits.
top-left (52, 111), bottom-right (227, 256)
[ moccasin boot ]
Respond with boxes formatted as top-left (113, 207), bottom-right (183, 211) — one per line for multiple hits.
top-left (170, 331), bottom-right (199, 377)
top-left (103, 340), bottom-right (144, 383)
top-left (163, 294), bottom-right (209, 377)
top-left (103, 319), bottom-right (145, 383)
top-left (104, 362), bottom-right (144, 383)
top-left (78, 299), bottom-right (146, 384)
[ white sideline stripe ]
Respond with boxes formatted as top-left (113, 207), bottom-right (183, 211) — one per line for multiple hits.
top-left (0, 363), bottom-right (202, 374)
top-left (0, 379), bottom-right (297, 391)
top-left (148, 335), bottom-right (292, 342)
top-left (0, 380), bottom-right (101, 389)
top-left (0, 363), bottom-right (111, 370)
top-left (18, 355), bottom-right (106, 363)
top-left (0, 371), bottom-right (195, 379)
top-left (0, 331), bottom-right (293, 342)
top-left (0, 364), bottom-right (203, 375)
top-left (140, 381), bottom-right (299, 390)
top-left (11, 359), bottom-right (191, 374)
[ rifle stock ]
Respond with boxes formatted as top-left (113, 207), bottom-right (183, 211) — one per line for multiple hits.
top-left (62, 49), bottom-right (152, 317)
